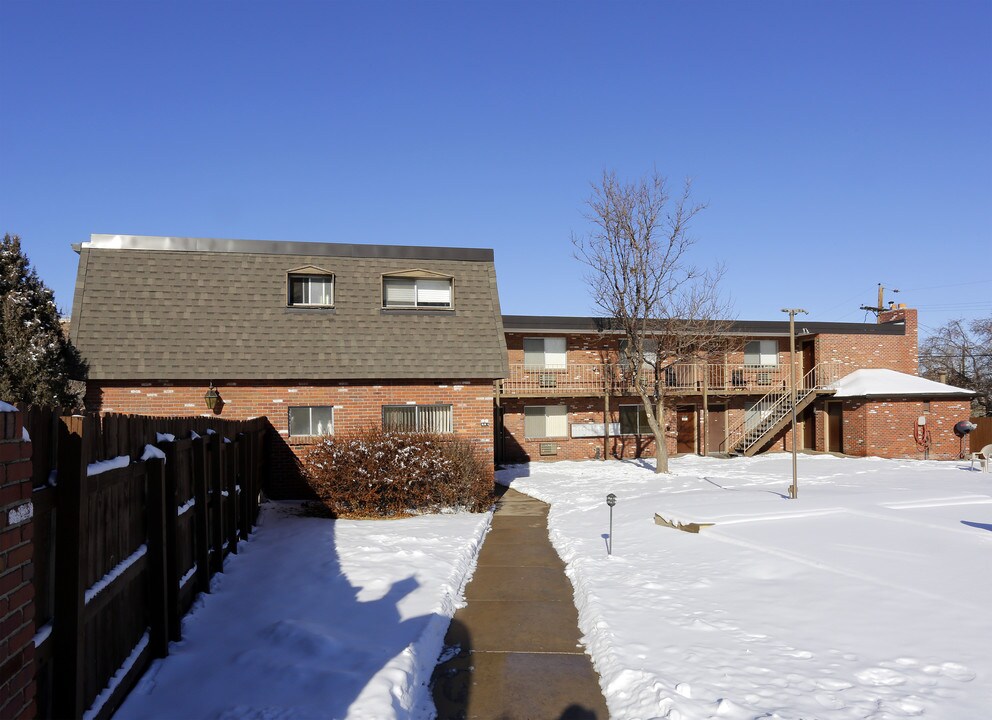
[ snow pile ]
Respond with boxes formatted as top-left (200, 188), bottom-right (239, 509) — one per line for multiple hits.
top-left (0, 400), bottom-right (17, 412)
top-left (87, 455), bottom-right (130, 476)
top-left (140, 444), bottom-right (166, 462)
top-left (155, 432), bottom-right (176, 443)
top-left (7, 502), bottom-right (32, 526)
top-left (500, 455), bottom-right (992, 719)
top-left (114, 502), bottom-right (490, 719)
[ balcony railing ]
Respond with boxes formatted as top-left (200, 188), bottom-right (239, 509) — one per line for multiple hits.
top-left (499, 362), bottom-right (800, 396)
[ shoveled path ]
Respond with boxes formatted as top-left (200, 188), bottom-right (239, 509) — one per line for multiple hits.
top-left (432, 487), bottom-right (609, 719)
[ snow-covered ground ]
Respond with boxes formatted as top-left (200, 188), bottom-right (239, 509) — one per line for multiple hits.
top-left (499, 454), bottom-right (992, 720)
top-left (114, 503), bottom-right (490, 720)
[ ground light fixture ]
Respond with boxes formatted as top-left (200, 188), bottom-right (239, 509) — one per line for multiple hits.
top-left (606, 493), bottom-right (617, 555)
top-left (204, 382), bottom-right (221, 411)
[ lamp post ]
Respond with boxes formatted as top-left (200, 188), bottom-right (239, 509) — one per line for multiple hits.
top-left (606, 493), bottom-right (617, 555)
top-left (780, 308), bottom-right (808, 499)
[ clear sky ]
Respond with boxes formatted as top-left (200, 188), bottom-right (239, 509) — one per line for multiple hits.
top-left (2, 1), bottom-right (990, 338)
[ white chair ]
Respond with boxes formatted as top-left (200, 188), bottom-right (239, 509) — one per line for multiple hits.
top-left (971, 443), bottom-right (992, 472)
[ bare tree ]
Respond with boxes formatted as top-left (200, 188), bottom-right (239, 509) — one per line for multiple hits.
top-left (574, 170), bottom-right (735, 473)
top-left (919, 316), bottom-right (991, 416)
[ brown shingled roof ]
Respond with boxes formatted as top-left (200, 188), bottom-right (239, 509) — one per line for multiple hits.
top-left (71, 235), bottom-right (509, 381)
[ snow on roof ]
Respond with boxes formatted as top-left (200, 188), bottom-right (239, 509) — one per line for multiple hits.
top-left (829, 368), bottom-right (975, 398)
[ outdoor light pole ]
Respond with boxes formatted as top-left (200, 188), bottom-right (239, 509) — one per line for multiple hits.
top-left (606, 493), bottom-right (617, 555)
top-left (781, 308), bottom-right (808, 499)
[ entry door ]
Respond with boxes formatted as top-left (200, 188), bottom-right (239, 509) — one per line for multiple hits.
top-left (827, 402), bottom-right (843, 453)
top-left (802, 405), bottom-right (815, 450)
top-left (707, 404), bottom-right (726, 454)
top-left (677, 405), bottom-right (697, 454)
top-left (801, 340), bottom-right (815, 378)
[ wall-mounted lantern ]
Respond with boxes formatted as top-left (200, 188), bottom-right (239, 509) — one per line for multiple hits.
top-left (204, 382), bottom-right (221, 411)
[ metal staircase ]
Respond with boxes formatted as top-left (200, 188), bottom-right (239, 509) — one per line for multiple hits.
top-left (724, 363), bottom-right (840, 457)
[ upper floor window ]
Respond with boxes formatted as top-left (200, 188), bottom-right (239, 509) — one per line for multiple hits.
top-left (619, 338), bottom-right (658, 367)
top-left (744, 340), bottom-right (778, 367)
top-left (382, 270), bottom-right (454, 309)
top-left (523, 337), bottom-right (567, 370)
top-left (287, 266), bottom-right (334, 307)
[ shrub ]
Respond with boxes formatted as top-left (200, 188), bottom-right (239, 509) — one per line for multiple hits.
top-left (301, 427), bottom-right (494, 517)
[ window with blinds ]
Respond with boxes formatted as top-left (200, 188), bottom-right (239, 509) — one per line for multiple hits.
top-left (619, 405), bottom-right (653, 435)
top-left (382, 276), bottom-right (453, 308)
top-left (744, 340), bottom-right (778, 367)
top-left (382, 404), bottom-right (453, 433)
top-left (524, 405), bottom-right (568, 438)
top-left (288, 275), bottom-right (334, 306)
top-left (288, 406), bottom-right (334, 436)
top-left (522, 337), bottom-right (567, 369)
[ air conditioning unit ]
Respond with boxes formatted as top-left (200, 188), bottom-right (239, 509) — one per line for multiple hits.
top-left (539, 373), bottom-right (558, 388)
top-left (757, 372), bottom-right (772, 385)
top-left (539, 443), bottom-right (558, 456)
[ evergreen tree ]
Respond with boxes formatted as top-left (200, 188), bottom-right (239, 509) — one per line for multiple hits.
top-left (0, 233), bottom-right (87, 408)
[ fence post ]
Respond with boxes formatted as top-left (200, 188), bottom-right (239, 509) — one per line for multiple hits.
top-left (159, 441), bottom-right (182, 642)
top-left (52, 415), bottom-right (88, 720)
top-left (190, 436), bottom-right (211, 594)
top-left (209, 435), bottom-right (224, 573)
top-left (226, 438), bottom-right (239, 554)
top-left (145, 457), bottom-right (170, 659)
top-left (237, 433), bottom-right (250, 541)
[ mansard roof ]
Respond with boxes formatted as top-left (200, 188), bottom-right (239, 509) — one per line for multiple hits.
top-left (71, 234), bottom-right (508, 381)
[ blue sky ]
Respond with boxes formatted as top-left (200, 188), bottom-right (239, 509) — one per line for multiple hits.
top-left (2, 1), bottom-right (990, 337)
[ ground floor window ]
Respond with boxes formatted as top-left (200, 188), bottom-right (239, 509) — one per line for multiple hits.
top-left (619, 404), bottom-right (653, 435)
top-left (288, 406), bottom-right (334, 436)
top-left (524, 405), bottom-right (568, 438)
top-left (382, 404), bottom-right (453, 433)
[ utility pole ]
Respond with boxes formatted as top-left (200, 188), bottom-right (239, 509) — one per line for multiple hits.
top-left (781, 308), bottom-right (808, 499)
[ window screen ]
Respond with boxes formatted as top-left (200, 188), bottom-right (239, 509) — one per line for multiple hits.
top-left (288, 406), bottom-right (334, 436)
top-left (289, 275), bottom-right (334, 306)
top-left (619, 405), bottom-right (653, 435)
top-left (382, 404), bottom-right (453, 433)
top-left (524, 405), bottom-right (568, 438)
top-left (744, 340), bottom-right (778, 366)
top-left (383, 277), bottom-right (452, 308)
top-left (523, 337), bottom-right (567, 369)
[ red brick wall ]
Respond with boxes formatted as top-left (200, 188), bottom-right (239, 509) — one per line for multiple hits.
top-left (501, 396), bottom-right (681, 463)
top-left (0, 408), bottom-right (36, 720)
top-left (817, 309), bottom-right (918, 376)
top-left (86, 380), bottom-right (496, 497)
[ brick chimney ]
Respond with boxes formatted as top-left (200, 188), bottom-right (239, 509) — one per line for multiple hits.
top-left (878, 304), bottom-right (919, 373)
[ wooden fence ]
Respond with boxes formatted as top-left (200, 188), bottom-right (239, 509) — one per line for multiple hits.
top-left (20, 408), bottom-right (268, 719)
top-left (971, 416), bottom-right (992, 453)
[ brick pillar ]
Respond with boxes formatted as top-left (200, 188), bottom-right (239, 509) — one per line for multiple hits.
top-left (0, 406), bottom-right (36, 720)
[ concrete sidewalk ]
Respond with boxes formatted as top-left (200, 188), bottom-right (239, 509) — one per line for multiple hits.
top-left (432, 488), bottom-right (609, 719)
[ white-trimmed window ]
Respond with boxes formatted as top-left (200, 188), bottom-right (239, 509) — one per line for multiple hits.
top-left (383, 276), bottom-right (453, 308)
top-left (382, 404), bottom-right (453, 433)
top-left (288, 406), bottom-right (334, 436)
top-left (619, 404), bottom-right (653, 435)
top-left (523, 337), bottom-right (567, 370)
top-left (619, 338), bottom-right (659, 367)
top-left (524, 405), bottom-right (568, 439)
top-left (288, 274), bottom-right (334, 307)
top-left (744, 340), bottom-right (778, 367)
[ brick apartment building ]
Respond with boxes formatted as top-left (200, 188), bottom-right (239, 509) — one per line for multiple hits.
top-left (69, 234), bottom-right (508, 496)
top-left (496, 309), bottom-right (973, 463)
top-left (69, 234), bottom-right (973, 495)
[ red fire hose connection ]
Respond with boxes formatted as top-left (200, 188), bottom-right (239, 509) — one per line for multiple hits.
top-left (914, 420), bottom-right (932, 459)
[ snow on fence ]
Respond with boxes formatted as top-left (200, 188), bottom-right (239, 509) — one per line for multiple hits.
top-left (22, 410), bottom-right (267, 720)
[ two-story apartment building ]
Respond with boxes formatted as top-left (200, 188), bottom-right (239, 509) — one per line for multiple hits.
top-left (69, 234), bottom-right (973, 497)
top-left (70, 234), bottom-right (508, 496)
top-left (495, 308), bottom-right (973, 463)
